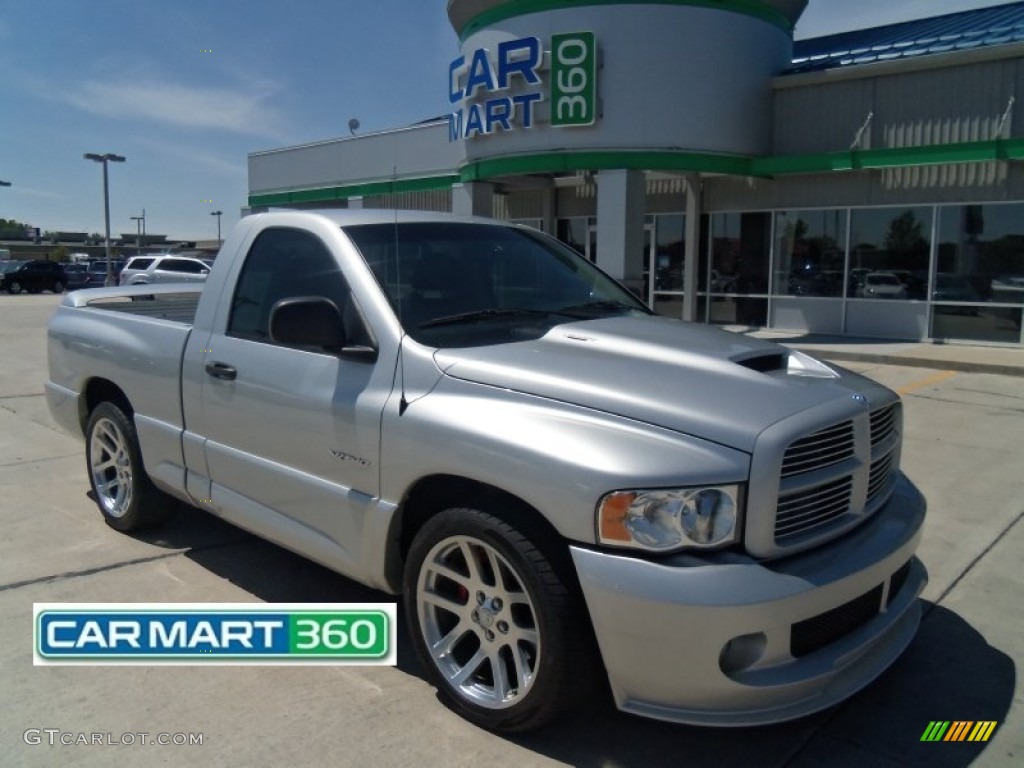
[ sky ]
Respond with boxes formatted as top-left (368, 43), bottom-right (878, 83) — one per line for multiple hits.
top-left (0, 0), bottom-right (1020, 240)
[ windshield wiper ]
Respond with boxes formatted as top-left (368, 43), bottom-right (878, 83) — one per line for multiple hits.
top-left (557, 299), bottom-right (646, 317)
top-left (417, 308), bottom-right (561, 329)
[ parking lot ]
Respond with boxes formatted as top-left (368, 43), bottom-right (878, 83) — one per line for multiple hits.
top-left (1, 292), bottom-right (1021, 767)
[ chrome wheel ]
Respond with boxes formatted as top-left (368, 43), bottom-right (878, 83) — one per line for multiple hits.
top-left (89, 416), bottom-right (134, 518)
top-left (417, 534), bottom-right (540, 710)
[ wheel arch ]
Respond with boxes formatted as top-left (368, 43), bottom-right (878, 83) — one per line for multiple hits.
top-left (389, 474), bottom-right (575, 591)
top-left (80, 378), bottom-right (133, 433)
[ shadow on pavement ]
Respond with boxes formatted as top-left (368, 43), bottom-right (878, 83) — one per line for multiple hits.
top-left (133, 506), bottom-right (1015, 768)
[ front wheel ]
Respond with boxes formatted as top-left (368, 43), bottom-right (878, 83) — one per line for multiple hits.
top-left (7, 281), bottom-right (21, 294)
top-left (85, 402), bottom-right (176, 531)
top-left (404, 507), bottom-right (592, 732)
top-left (52, 280), bottom-right (65, 293)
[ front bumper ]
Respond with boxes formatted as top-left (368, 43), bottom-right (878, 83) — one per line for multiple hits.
top-left (571, 474), bottom-right (926, 726)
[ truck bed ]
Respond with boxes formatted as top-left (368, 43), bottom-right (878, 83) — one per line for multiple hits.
top-left (67, 284), bottom-right (203, 326)
top-left (84, 294), bottom-right (201, 325)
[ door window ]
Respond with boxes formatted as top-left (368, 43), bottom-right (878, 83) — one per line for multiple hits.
top-left (228, 227), bottom-right (359, 347)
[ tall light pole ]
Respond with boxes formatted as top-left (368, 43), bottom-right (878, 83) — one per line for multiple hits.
top-left (210, 210), bottom-right (223, 248)
top-left (84, 153), bottom-right (126, 286)
top-left (130, 211), bottom-right (145, 255)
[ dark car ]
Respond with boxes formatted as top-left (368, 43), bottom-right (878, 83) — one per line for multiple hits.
top-left (1, 260), bottom-right (68, 294)
top-left (83, 259), bottom-right (127, 288)
top-left (62, 263), bottom-right (90, 291)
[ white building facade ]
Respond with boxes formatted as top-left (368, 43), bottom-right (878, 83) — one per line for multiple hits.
top-left (249, 0), bottom-right (1024, 346)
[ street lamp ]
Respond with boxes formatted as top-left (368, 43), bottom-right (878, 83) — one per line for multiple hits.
top-left (130, 210), bottom-right (146, 256)
top-left (84, 153), bottom-right (126, 286)
top-left (210, 210), bottom-right (223, 247)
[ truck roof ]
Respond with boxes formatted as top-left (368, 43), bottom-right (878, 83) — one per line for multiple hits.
top-left (256, 208), bottom-right (518, 228)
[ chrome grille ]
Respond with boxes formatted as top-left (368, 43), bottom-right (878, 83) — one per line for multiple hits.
top-left (780, 421), bottom-right (855, 479)
top-left (775, 476), bottom-right (853, 543)
top-left (870, 404), bottom-right (897, 447)
top-left (765, 400), bottom-right (902, 553)
top-left (867, 453), bottom-right (894, 505)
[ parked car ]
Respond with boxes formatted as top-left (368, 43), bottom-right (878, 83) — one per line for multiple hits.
top-left (62, 262), bottom-right (90, 291)
top-left (84, 260), bottom-right (127, 288)
top-left (1, 259), bottom-right (68, 294)
top-left (857, 271), bottom-right (908, 299)
top-left (119, 255), bottom-right (211, 285)
top-left (933, 273), bottom-right (980, 303)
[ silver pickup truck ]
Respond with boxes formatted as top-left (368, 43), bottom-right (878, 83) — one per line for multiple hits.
top-left (46, 209), bottom-right (926, 731)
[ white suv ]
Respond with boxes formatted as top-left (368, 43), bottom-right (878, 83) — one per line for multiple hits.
top-left (119, 255), bottom-right (212, 286)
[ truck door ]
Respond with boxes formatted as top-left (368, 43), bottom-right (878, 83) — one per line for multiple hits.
top-left (192, 226), bottom-right (388, 575)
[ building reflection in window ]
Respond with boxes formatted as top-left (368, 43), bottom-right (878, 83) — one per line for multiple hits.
top-left (933, 202), bottom-right (1024, 343)
top-left (708, 212), bottom-right (770, 326)
top-left (847, 207), bottom-right (932, 300)
top-left (773, 209), bottom-right (846, 297)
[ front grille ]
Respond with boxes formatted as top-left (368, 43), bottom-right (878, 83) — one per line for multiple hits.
top-left (791, 584), bottom-right (883, 658)
top-left (867, 453), bottom-right (894, 505)
top-left (781, 421), bottom-right (855, 479)
top-left (887, 560), bottom-right (912, 607)
top-left (775, 476), bottom-right (853, 543)
top-left (870, 404), bottom-right (897, 447)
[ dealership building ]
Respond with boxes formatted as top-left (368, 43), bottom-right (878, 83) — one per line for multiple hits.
top-left (248, 0), bottom-right (1024, 346)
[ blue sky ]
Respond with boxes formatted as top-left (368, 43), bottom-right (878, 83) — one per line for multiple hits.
top-left (0, 0), bottom-right (1018, 240)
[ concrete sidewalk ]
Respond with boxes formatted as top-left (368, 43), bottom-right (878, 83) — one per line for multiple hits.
top-left (736, 329), bottom-right (1024, 377)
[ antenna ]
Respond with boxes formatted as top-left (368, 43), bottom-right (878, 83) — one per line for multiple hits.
top-left (348, 118), bottom-right (360, 136)
top-left (394, 163), bottom-right (409, 416)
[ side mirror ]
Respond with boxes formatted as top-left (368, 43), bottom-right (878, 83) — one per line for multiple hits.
top-left (270, 296), bottom-right (345, 349)
top-left (269, 296), bottom-right (378, 362)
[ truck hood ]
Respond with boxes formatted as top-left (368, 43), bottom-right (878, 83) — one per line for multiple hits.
top-left (433, 316), bottom-right (873, 453)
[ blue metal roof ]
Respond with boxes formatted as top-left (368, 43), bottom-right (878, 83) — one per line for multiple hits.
top-left (790, 2), bottom-right (1024, 73)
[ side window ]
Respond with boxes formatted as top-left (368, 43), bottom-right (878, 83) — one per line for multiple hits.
top-left (228, 227), bottom-right (361, 347)
top-left (161, 258), bottom-right (203, 273)
top-left (130, 258), bottom-right (155, 270)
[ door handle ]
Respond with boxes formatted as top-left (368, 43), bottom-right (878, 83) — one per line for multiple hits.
top-left (205, 361), bottom-right (237, 381)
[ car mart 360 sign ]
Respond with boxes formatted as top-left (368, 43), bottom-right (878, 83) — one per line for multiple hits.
top-left (448, 32), bottom-right (596, 141)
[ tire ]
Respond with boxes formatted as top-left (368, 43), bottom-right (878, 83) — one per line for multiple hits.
top-left (52, 280), bottom-right (64, 293)
top-left (85, 402), bottom-right (176, 532)
top-left (8, 281), bottom-right (21, 294)
top-left (404, 507), bottom-right (591, 732)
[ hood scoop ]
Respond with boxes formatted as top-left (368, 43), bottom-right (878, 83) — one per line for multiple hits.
top-left (733, 352), bottom-right (789, 373)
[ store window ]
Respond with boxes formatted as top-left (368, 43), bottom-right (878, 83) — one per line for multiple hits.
top-left (649, 214), bottom-right (686, 317)
top-left (556, 217), bottom-right (596, 262)
top-left (847, 207), bottom-right (932, 300)
top-left (773, 209), bottom-right (846, 297)
top-left (932, 203), bottom-right (1024, 343)
top-left (707, 212), bottom-right (770, 326)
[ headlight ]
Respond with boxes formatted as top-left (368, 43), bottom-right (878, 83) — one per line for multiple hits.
top-left (597, 485), bottom-right (742, 552)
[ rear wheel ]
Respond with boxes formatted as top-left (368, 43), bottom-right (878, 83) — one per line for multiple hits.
top-left (85, 402), bottom-right (176, 531)
top-left (8, 281), bottom-right (22, 294)
top-left (404, 507), bottom-right (592, 732)
top-left (52, 280), bottom-right (64, 293)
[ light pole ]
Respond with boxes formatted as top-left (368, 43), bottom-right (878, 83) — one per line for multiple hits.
top-left (210, 210), bottom-right (223, 247)
top-left (130, 211), bottom-right (146, 255)
top-left (84, 153), bottom-right (126, 286)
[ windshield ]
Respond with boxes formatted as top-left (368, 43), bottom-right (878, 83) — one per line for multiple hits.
top-left (344, 222), bottom-right (650, 347)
